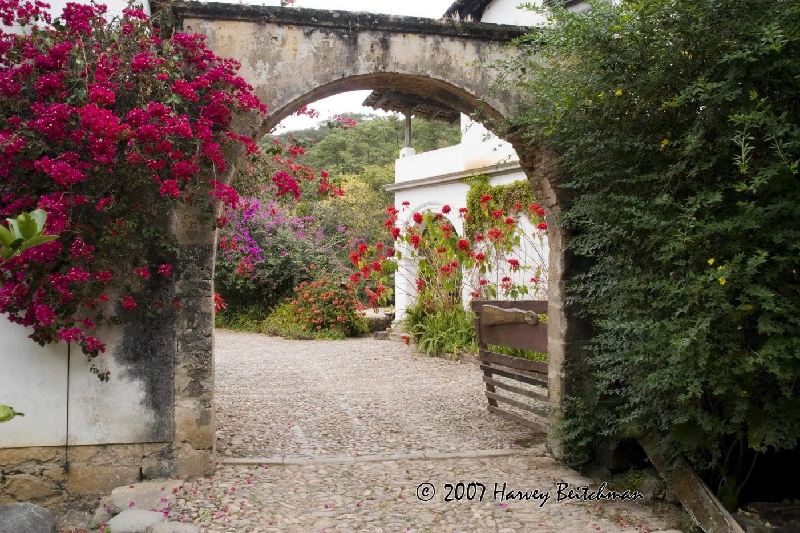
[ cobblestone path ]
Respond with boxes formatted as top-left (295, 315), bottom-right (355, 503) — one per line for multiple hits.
top-left (168, 330), bottom-right (680, 533)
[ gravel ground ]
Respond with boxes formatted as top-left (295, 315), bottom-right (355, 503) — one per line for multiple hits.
top-left (214, 330), bottom-right (538, 458)
top-left (163, 330), bottom-right (681, 533)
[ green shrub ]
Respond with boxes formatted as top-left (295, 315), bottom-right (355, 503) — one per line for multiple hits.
top-left (261, 302), bottom-right (318, 339)
top-left (286, 270), bottom-right (369, 339)
top-left (403, 303), bottom-right (477, 358)
top-left (506, 0), bottom-right (800, 505)
top-left (488, 345), bottom-right (547, 362)
top-left (214, 305), bottom-right (270, 333)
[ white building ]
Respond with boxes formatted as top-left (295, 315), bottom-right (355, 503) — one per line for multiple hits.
top-left (377, 0), bottom-right (589, 321)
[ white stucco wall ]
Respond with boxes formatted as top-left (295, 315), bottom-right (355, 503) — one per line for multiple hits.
top-left (0, 320), bottom-right (164, 447)
top-left (1, 0), bottom-right (161, 449)
top-left (481, 0), bottom-right (546, 26)
top-left (390, 158), bottom-right (549, 321)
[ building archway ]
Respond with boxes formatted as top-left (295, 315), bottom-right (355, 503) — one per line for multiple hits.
top-left (170, 2), bottom-right (574, 478)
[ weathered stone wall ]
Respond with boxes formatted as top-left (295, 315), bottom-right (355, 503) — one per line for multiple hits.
top-left (509, 138), bottom-right (590, 458)
top-left (171, 2), bottom-right (527, 135)
top-left (0, 443), bottom-right (170, 509)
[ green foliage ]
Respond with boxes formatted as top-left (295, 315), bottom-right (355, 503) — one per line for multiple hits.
top-left (288, 269), bottom-right (369, 339)
top-left (0, 210), bottom-right (57, 261)
top-left (215, 229), bottom-right (331, 313)
top-left (488, 344), bottom-right (547, 362)
top-left (294, 115), bottom-right (461, 177)
top-left (0, 404), bottom-right (24, 423)
top-left (507, 0), bottom-right (800, 503)
top-left (464, 177), bottom-right (539, 239)
top-left (403, 302), bottom-right (477, 358)
top-left (214, 306), bottom-right (270, 333)
top-left (261, 302), bottom-right (319, 339)
top-left (313, 164), bottom-right (395, 245)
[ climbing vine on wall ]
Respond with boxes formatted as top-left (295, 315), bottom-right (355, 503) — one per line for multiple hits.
top-left (463, 176), bottom-right (541, 239)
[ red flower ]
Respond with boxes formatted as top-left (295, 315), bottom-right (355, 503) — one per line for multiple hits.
top-left (441, 205), bottom-right (451, 214)
top-left (157, 264), bottom-right (172, 276)
top-left (508, 259), bottom-right (520, 271)
top-left (122, 296), bottom-right (136, 309)
top-left (537, 222), bottom-right (548, 230)
top-left (413, 212), bottom-right (423, 224)
top-left (457, 239), bottom-right (470, 251)
top-left (213, 292), bottom-right (227, 312)
top-left (135, 267), bottom-right (150, 279)
top-left (409, 234), bottom-right (421, 249)
top-left (358, 243), bottom-right (369, 255)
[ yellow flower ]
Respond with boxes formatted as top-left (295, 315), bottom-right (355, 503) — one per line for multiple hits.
top-left (719, 277), bottom-right (727, 285)
top-left (615, 89), bottom-right (623, 96)
top-left (708, 258), bottom-right (714, 265)
top-left (660, 139), bottom-right (669, 150)
top-left (717, 265), bottom-right (725, 271)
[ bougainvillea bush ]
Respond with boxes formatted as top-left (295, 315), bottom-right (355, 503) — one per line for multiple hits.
top-left (215, 197), bottom-right (351, 319)
top-left (0, 0), bottom-right (267, 373)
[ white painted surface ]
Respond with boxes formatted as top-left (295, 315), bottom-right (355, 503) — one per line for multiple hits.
top-left (0, 319), bottom-right (68, 447)
top-left (391, 160), bottom-right (549, 321)
top-left (0, 319), bottom-right (161, 447)
top-left (481, 0), bottom-right (546, 26)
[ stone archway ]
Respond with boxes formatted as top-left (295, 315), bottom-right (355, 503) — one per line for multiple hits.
top-left (168, 2), bottom-right (577, 477)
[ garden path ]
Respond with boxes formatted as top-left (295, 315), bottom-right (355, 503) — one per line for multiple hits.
top-left (167, 330), bottom-right (681, 533)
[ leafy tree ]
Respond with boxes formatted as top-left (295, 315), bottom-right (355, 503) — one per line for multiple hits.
top-left (297, 115), bottom-right (461, 176)
top-left (506, 0), bottom-right (800, 506)
top-left (312, 164), bottom-right (394, 245)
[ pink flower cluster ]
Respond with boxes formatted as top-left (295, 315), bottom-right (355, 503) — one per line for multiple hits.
top-left (0, 0), bottom-right (266, 360)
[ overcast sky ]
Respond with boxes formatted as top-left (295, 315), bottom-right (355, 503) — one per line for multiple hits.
top-left (268, 0), bottom-right (457, 131)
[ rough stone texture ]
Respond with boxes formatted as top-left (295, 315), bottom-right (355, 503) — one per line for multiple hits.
top-left (155, 331), bottom-right (682, 532)
top-left (0, 443), bottom-right (175, 514)
top-left (108, 480), bottom-right (185, 515)
top-left (173, 3), bottom-right (525, 134)
top-left (0, 503), bottom-right (56, 533)
top-left (2, 475), bottom-right (57, 501)
top-left (107, 510), bottom-right (166, 533)
top-left (67, 465), bottom-right (142, 497)
top-left (145, 522), bottom-right (200, 533)
top-left (0, 447), bottom-right (59, 466)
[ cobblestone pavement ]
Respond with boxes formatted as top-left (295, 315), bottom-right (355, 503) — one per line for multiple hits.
top-left (167, 330), bottom-right (680, 533)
